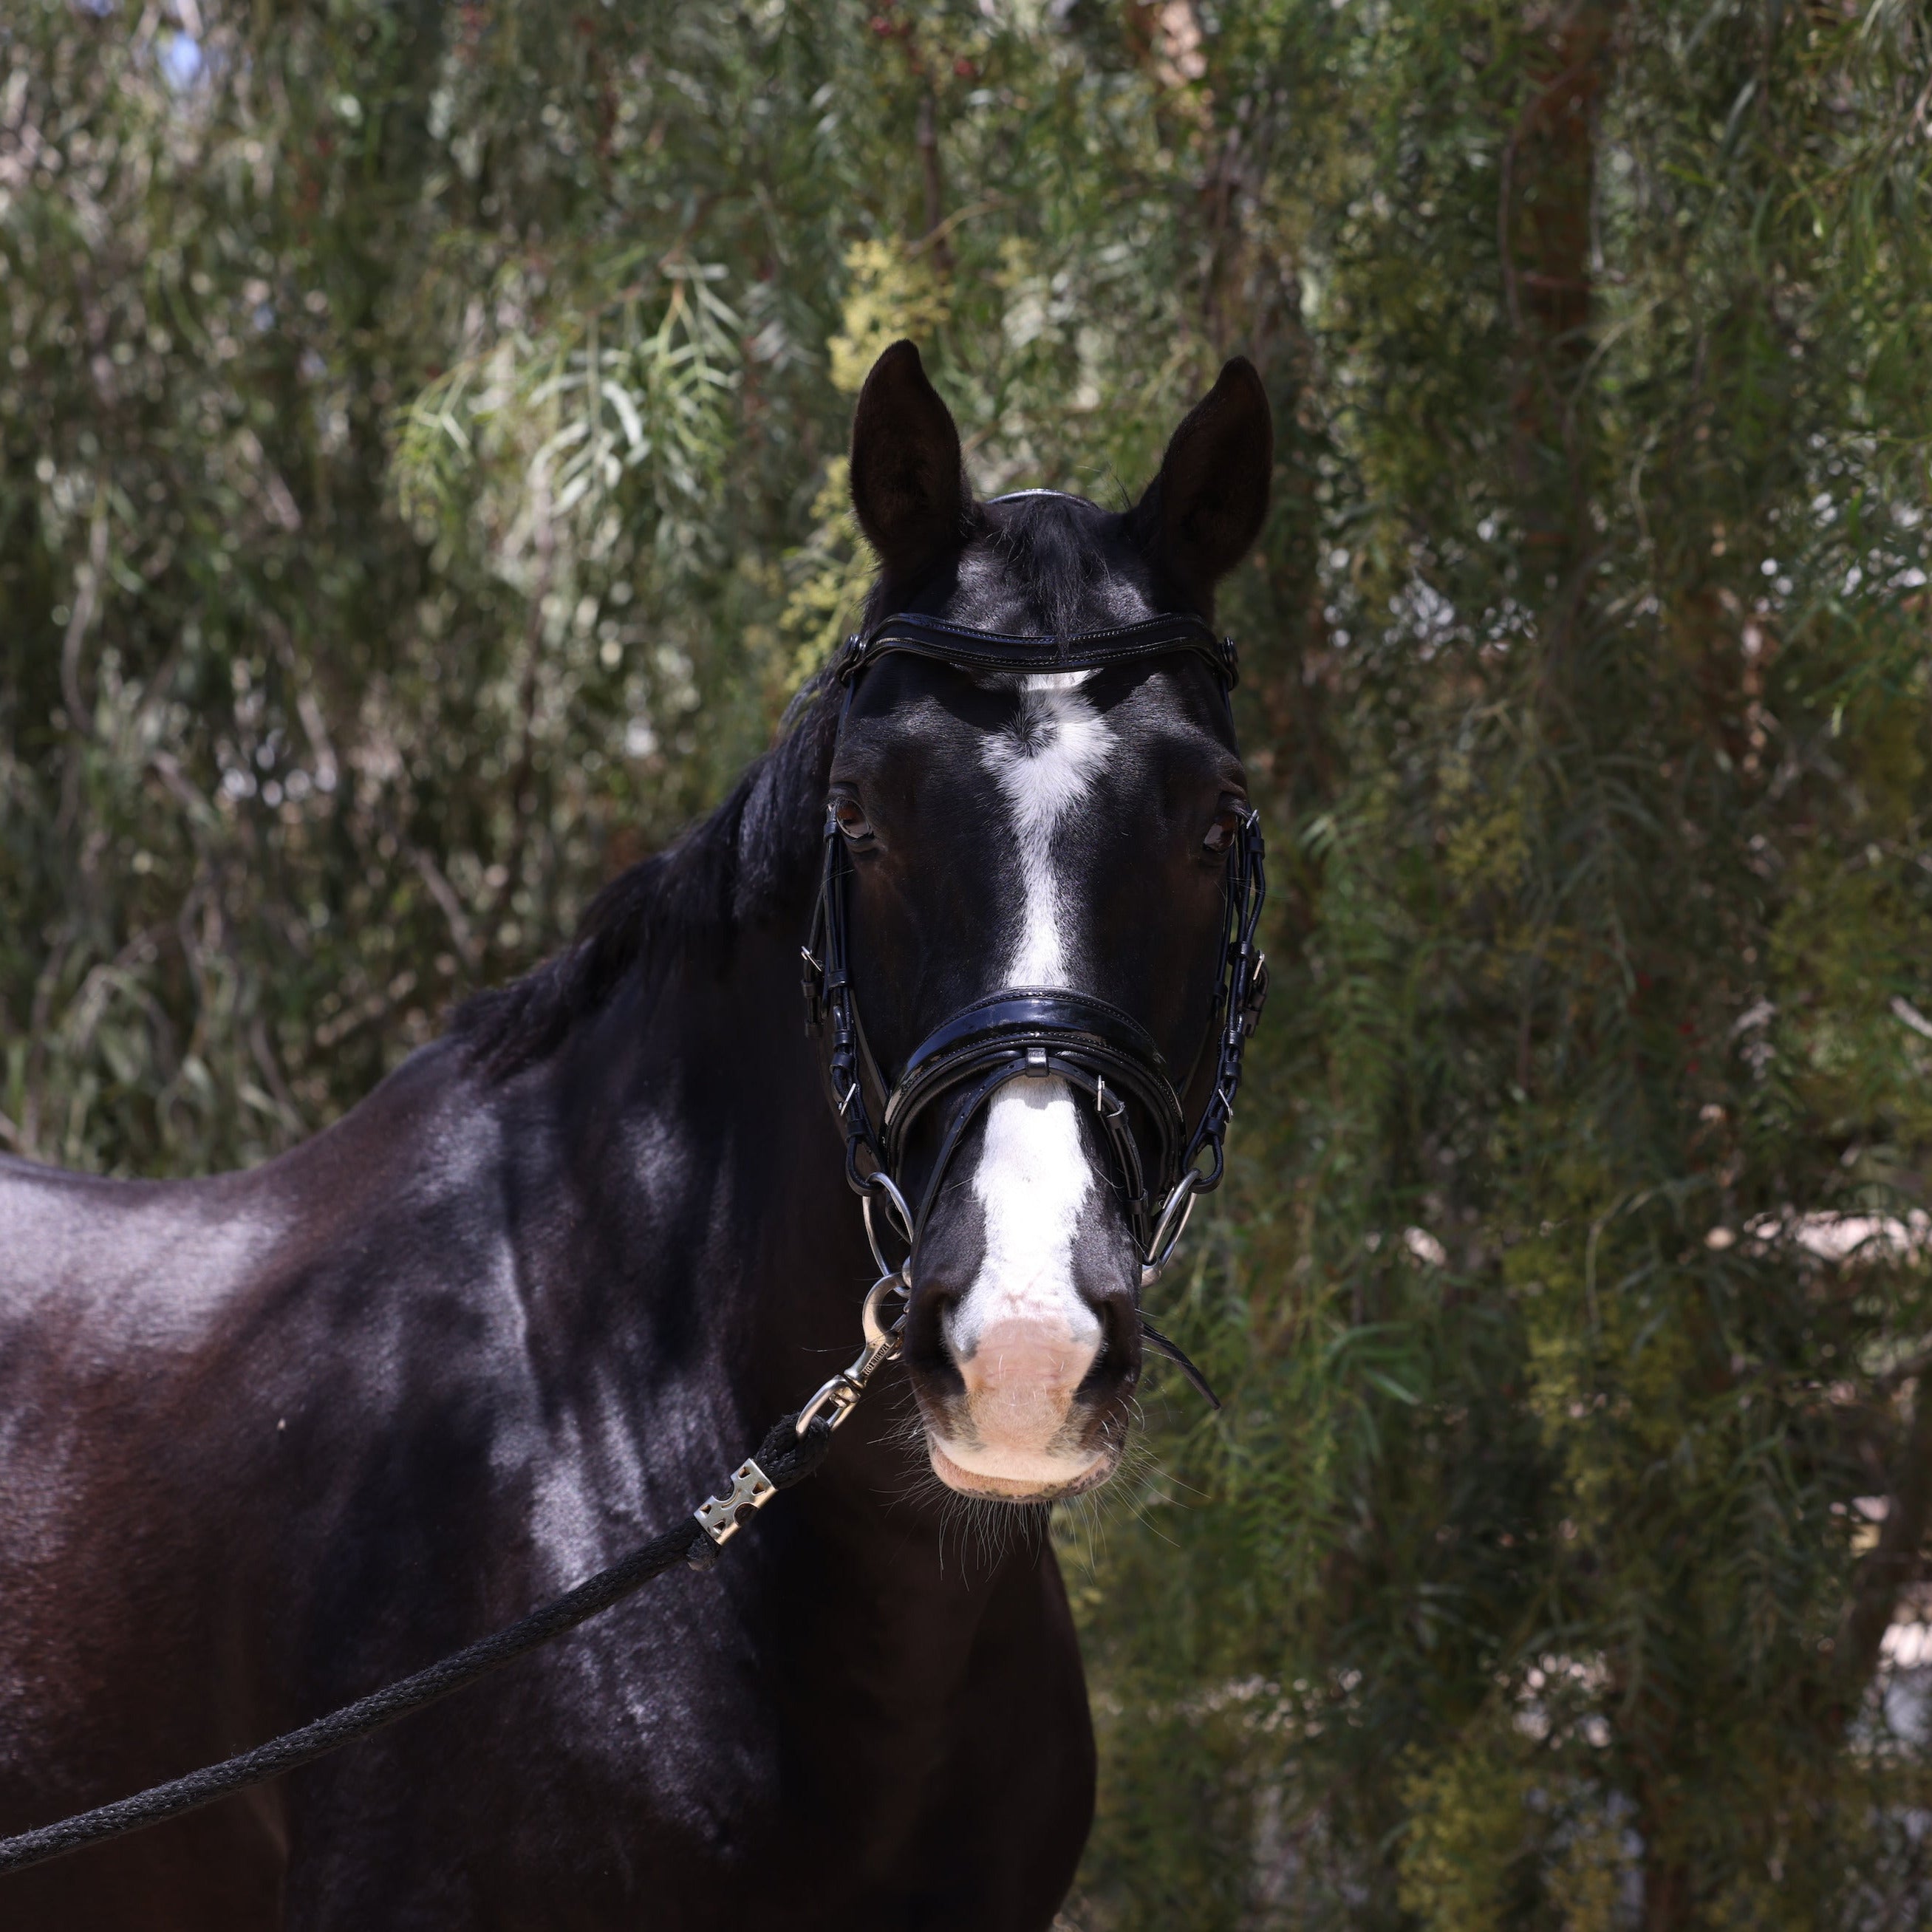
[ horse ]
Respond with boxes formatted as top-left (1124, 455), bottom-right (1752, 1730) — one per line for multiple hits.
top-left (0, 339), bottom-right (1273, 1930)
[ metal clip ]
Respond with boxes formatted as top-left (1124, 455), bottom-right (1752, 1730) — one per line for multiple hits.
top-left (1025, 1045), bottom-right (1050, 1075)
top-left (796, 1371), bottom-right (863, 1435)
top-left (694, 1458), bottom-right (778, 1546)
top-left (796, 1274), bottom-right (909, 1436)
top-left (860, 1270), bottom-right (909, 1351)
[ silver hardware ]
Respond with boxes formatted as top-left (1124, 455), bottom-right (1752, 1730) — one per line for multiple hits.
top-left (796, 1371), bottom-right (864, 1435)
top-left (861, 1172), bottom-right (915, 1277)
top-left (694, 1457), bottom-right (777, 1546)
top-left (797, 1273), bottom-right (909, 1436)
top-left (1140, 1172), bottom-right (1203, 1291)
top-left (1241, 952), bottom-right (1269, 1035)
top-left (861, 1269), bottom-right (910, 1348)
top-left (1025, 1045), bottom-right (1049, 1074)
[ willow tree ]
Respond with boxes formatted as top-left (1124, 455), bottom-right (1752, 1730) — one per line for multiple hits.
top-left (4, 2), bottom-right (1931, 1926)
top-left (1073, 5), bottom-right (1932, 1928)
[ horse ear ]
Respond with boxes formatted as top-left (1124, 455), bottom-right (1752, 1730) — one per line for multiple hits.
top-left (849, 341), bottom-right (970, 578)
top-left (1134, 357), bottom-right (1274, 593)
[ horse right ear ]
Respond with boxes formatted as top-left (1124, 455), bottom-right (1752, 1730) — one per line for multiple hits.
top-left (849, 341), bottom-right (970, 580)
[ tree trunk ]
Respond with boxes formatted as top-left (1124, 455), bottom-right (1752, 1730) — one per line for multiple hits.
top-left (1502, 1), bottom-right (1617, 677)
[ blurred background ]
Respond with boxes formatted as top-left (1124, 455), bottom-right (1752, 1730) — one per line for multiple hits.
top-left (4, 1), bottom-right (1932, 1923)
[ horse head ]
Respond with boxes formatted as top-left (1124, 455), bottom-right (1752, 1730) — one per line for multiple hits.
top-left (820, 341), bottom-right (1272, 1503)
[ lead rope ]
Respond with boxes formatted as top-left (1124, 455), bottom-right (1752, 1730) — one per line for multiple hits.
top-left (0, 1282), bottom-right (909, 1881)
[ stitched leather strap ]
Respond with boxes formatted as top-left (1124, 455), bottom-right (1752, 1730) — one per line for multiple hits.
top-left (878, 990), bottom-right (1189, 1249)
top-left (841, 611), bottom-right (1238, 687)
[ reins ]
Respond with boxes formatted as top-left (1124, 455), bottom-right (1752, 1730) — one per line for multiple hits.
top-left (0, 605), bottom-right (1265, 1882)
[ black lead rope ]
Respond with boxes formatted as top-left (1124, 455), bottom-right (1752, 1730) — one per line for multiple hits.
top-left (0, 1414), bottom-right (836, 1880)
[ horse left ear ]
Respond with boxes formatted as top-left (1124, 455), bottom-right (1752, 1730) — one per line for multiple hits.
top-left (1134, 358), bottom-right (1274, 593)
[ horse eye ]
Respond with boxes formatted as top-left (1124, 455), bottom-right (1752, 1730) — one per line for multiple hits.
top-left (833, 797), bottom-right (874, 843)
top-left (1203, 804), bottom-right (1245, 856)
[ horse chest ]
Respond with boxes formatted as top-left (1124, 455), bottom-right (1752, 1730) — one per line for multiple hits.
top-left (276, 1537), bottom-right (1090, 1930)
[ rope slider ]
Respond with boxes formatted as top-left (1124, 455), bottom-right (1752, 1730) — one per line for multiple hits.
top-left (693, 1458), bottom-right (778, 1546)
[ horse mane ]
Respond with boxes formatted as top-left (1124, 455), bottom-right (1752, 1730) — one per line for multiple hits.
top-left (452, 671), bottom-right (844, 1081)
top-left (452, 494), bottom-right (1112, 1081)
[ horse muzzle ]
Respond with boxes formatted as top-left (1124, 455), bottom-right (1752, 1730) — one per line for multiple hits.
top-left (897, 1076), bottom-right (1143, 1502)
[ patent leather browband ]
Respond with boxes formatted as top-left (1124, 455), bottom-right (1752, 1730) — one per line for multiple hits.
top-left (839, 610), bottom-right (1238, 689)
top-left (803, 609), bottom-right (1268, 1405)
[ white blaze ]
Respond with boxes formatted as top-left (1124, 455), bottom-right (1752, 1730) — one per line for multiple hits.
top-left (935, 673), bottom-right (1114, 1486)
top-left (986, 672), bottom-right (1112, 986)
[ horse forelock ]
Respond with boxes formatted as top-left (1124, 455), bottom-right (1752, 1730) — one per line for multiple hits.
top-left (864, 491), bottom-right (1156, 639)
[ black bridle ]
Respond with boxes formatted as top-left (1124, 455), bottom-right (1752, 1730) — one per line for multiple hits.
top-left (802, 610), bottom-right (1269, 1334)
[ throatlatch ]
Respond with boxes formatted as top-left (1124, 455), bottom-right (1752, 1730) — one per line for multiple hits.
top-left (802, 610), bottom-right (1270, 1407)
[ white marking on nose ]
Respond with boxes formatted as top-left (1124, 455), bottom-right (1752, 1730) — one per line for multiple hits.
top-left (948, 1080), bottom-right (1100, 1361)
top-left (934, 674), bottom-right (1114, 1488)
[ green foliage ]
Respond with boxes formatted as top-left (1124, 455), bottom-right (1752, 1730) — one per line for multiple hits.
top-left (6, 1), bottom-right (1932, 1925)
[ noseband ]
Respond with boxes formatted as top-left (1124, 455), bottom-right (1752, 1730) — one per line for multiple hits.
top-left (801, 610), bottom-right (1269, 1324)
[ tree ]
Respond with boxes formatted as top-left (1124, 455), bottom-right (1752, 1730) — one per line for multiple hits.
top-left (4, 2), bottom-right (1931, 1923)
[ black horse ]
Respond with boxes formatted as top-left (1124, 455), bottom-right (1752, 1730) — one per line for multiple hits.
top-left (0, 342), bottom-right (1272, 1930)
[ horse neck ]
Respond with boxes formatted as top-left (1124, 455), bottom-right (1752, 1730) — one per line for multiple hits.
top-left (524, 904), bottom-right (1044, 1617)
top-left (529, 910), bottom-right (875, 1435)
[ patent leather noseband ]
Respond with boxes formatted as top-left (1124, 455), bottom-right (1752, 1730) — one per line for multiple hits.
top-left (801, 610), bottom-right (1269, 1322)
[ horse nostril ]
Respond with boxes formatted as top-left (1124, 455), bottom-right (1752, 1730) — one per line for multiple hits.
top-left (901, 1276), bottom-right (966, 1390)
top-left (1085, 1294), bottom-right (1144, 1393)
